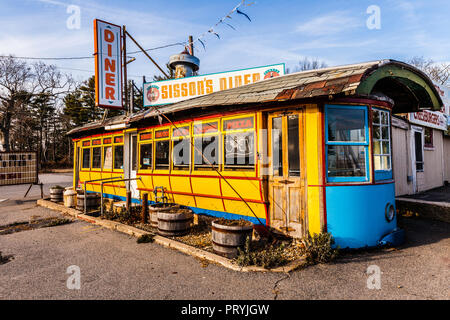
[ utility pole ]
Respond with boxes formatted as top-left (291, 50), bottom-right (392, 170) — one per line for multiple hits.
top-left (129, 80), bottom-right (134, 114)
top-left (122, 25), bottom-right (128, 113)
top-left (188, 35), bottom-right (194, 56)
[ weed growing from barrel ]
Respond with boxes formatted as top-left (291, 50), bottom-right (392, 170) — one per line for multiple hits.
top-left (236, 236), bottom-right (288, 269)
top-left (300, 232), bottom-right (339, 265)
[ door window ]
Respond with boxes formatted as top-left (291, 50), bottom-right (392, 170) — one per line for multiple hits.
top-left (414, 131), bottom-right (424, 171)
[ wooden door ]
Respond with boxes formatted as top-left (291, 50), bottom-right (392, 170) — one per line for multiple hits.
top-left (268, 110), bottom-right (305, 238)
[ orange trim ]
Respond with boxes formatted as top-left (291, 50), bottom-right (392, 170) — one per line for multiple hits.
top-left (136, 172), bottom-right (260, 180)
top-left (137, 187), bottom-right (264, 204)
top-left (73, 130), bottom-right (123, 142)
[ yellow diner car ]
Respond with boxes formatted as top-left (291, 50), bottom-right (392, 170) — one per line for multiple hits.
top-left (69, 60), bottom-right (443, 248)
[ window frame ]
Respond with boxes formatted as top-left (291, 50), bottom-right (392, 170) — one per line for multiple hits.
top-left (325, 104), bottom-right (370, 183)
top-left (413, 129), bottom-right (424, 172)
top-left (221, 114), bottom-right (256, 172)
top-left (154, 127), bottom-right (171, 171)
top-left (102, 137), bottom-right (113, 171)
top-left (91, 145), bottom-right (102, 170)
top-left (193, 119), bottom-right (220, 171)
top-left (372, 107), bottom-right (393, 181)
top-left (81, 145), bottom-right (91, 170)
top-left (424, 127), bottom-right (434, 149)
top-left (138, 130), bottom-right (153, 171)
top-left (112, 135), bottom-right (124, 172)
top-left (171, 124), bottom-right (191, 171)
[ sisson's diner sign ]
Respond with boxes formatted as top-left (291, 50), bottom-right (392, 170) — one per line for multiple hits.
top-left (94, 19), bottom-right (123, 109)
top-left (143, 63), bottom-right (285, 107)
top-left (408, 82), bottom-right (449, 130)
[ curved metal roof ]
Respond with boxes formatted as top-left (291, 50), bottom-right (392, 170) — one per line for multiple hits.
top-left (68, 59), bottom-right (443, 136)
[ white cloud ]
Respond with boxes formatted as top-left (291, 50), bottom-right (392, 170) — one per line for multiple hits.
top-left (295, 11), bottom-right (362, 36)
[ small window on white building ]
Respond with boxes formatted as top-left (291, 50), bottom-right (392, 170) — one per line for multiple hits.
top-left (424, 127), bottom-right (433, 148)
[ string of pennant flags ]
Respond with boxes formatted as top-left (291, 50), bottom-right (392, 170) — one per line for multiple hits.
top-left (185, 0), bottom-right (254, 53)
top-left (2, 1), bottom-right (254, 62)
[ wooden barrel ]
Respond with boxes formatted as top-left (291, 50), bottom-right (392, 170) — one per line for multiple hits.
top-left (211, 220), bottom-right (253, 258)
top-left (76, 193), bottom-right (100, 211)
top-left (157, 207), bottom-right (193, 237)
top-left (49, 187), bottom-right (64, 202)
top-left (149, 203), bottom-right (176, 228)
top-left (63, 189), bottom-right (77, 208)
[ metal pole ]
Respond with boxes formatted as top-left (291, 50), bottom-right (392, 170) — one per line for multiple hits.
top-left (83, 181), bottom-right (87, 214)
top-left (122, 25), bottom-right (128, 112)
top-left (189, 35), bottom-right (194, 56)
top-left (101, 183), bottom-right (104, 216)
top-left (129, 80), bottom-right (134, 114)
top-left (125, 30), bottom-right (169, 78)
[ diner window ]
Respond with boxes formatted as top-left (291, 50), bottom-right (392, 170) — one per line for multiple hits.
top-left (114, 145), bottom-right (124, 170)
top-left (139, 143), bottom-right (152, 170)
top-left (272, 117), bottom-right (283, 176)
top-left (325, 105), bottom-right (369, 182)
top-left (194, 136), bottom-right (219, 168)
top-left (92, 147), bottom-right (102, 169)
top-left (224, 132), bottom-right (255, 169)
top-left (155, 140), bottom-right (170, 169)
top-left (223, 116), bottom-right (255, 170)
top-left (103, 146), bottom-right (112, 170)
top-left (82, 148), bottom-right (90, 169)
top-left (424, 127), bottom-right (433, 148)
top-left (372, 108), bottom-right (392, 180)
top-left (194, 121), bottom-right (219, 169)
top-left (172, 126), bottom-right (190, 170)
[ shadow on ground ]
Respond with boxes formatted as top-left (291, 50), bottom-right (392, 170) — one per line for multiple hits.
top-left (333, 215), bottom-right (449, 265)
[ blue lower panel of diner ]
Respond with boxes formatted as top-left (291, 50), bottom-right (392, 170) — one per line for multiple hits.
top-left (325, 183), bottom-right (398, 249)
top-left (93, 191), bottom-right (266, 225)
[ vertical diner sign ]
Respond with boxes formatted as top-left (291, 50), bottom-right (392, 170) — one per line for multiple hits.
top-left (94, 19), bottom-right (123, 109)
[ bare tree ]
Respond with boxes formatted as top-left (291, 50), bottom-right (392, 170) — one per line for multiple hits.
top-left (408, 56), bottom-right (450, 85)
top-left (286, 57), bottom-right (328, 74)
top-left (0, 55), bottom-right (72, 151)
top-left (0, 56), bottom-right (33, 151)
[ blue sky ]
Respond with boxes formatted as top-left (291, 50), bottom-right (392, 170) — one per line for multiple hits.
top-left (1, 0), bottom-right (450, 85)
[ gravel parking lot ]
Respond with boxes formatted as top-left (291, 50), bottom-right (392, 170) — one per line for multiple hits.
top-left (0, 174), bottom-right (449, 300)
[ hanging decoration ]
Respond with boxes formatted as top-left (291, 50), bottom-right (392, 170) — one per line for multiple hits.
top-left (187, 0), bottom-right (254, 52)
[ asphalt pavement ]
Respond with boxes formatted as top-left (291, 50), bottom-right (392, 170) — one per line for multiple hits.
top-left (0, 173), bottom-right (449, 300)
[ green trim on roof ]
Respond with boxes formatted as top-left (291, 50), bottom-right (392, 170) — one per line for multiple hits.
top-left (357, 64), bottom-right (441, 111)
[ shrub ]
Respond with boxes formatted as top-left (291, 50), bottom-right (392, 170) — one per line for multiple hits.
top-left (300, 232), bottom-right (339, 265)
top-left (236, 237), bottom-right (288, 269)
top-left (137, 234), bottom-right (155, 244)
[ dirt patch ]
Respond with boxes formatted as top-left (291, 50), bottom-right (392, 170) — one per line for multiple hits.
top-left (214, 218), bottom-right (253, 227)
top-left (0, 251), bottom-right (13, 265)
top-left (0, 217), bottom-right (73, 235)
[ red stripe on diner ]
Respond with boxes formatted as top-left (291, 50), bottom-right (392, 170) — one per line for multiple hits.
top-left (137, 187), bottom-right (265, 204)
top-left (73, 130), bottom-right (124, 142)
top-left (137, 172), bottom-right (260, 180)
top-left (81, 181), bottom-right (127, 189)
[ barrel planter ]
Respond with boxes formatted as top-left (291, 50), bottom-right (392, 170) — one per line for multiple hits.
top-left (63, 188), bottom-right (77, 208)
top-left (157, 206), bottom-right (193, 237)
top-left (148, 203), bottom-right (176, 228)
top-left (76, 193), bottom-right (101, 212)
top-left (49, 187), bottom-right (64, 202)
top-left (211, 219), bottom-right (254, 258)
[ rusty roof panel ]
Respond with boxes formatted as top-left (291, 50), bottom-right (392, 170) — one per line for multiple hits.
top-left (69, 60), bottom-right (406, 136)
